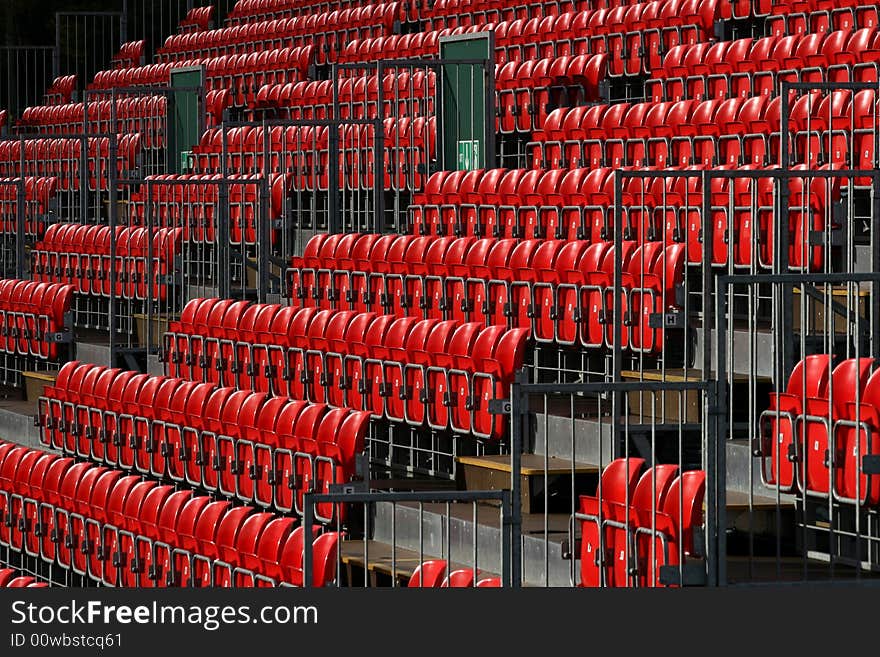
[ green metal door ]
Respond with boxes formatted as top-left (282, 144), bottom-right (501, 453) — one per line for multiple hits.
top-left (439, 33), bottom-right (495, 171)
top-left (169, 65), bottom-right (204, 173)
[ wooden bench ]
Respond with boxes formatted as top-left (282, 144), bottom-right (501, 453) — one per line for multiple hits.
top-left (456, 453), bottom-right (598, 514)
top-left (22, 370), bottom-right (58, 402)
top-left (339, 540), bottom-right (499, 587)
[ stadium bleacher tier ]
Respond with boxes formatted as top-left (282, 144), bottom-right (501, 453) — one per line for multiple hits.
top-left (0, 0), bottom-right (878, 588)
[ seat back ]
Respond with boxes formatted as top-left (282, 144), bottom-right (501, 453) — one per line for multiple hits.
top-left (408, 559), bottom-right (447, 588)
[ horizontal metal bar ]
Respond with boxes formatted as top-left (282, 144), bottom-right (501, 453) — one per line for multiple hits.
top-left (0, 46), bottom-right (55, 52)
top-left (118, 177), bottom-right (265, 186)
top-left (719, 272), bottom-right (880, 286)
top-left (305, 490), bottom-right (508, 504)
top-left (519, 380), bottom-right (713, 394)
top-left (336, 58), bottom-right (491, 69)
top-left (85, 86), bottom-right (204, 97)
top-left (785, 81), bottom-right (880, 90)
top-left (1, 132), bottom-right (116, 140)
top-left (56, 11), bottom-right (123, 16)
top-left (221, 118), bottom-right (382, 128)
top-left (618, 169), bottom-right (880, 180)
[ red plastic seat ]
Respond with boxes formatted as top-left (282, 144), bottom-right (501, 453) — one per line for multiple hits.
top-left (760, 354), bottom-right (832, 492)
top-left (408, 559), bottom-right (448, 588)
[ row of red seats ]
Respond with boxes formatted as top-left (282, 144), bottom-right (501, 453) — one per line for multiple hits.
top-left (157, 3), bottom-right (403, 66)
top-left (203, 48), bottom-right (312, 107)
top-left (0, 440), bottom-right (341, 587)
top-left (424, 0), bottom-right (584, 29)
top-left (408, 560), bottom-right (502, 587)
top-left (52, 89), bottom-right (231, 131)
top-left (127, 173), bottom-right (289, 245)
top-left (335, 28), bottom-right (443, 64)
top-left (226, 0), bottom-right (413, 24)
top-left (409, 165), bottom-right (836, 271)
top-left (164, 299), bottom-right (528, 440)
top-left (485, 2), bottom-right (726, 74)
top-left (0, 279), bottom-right (73, 360)
top-left (88, 46), bottom-right (312, 107)
top-left (42, 75), bottom-right (77, 107)
top-left (337, 0), bottom-right (722, 77)
top-left (332, 39), bottom-right (605, 136)
top-left (252, 70), bottom-right (436, 121)
top-left (109, 40), bottom-right (146, 70)
top-left (255, 54), bottom-right (594, 139)
top-left (0, 569), bottom-right (48, 588)
top-left (19, 96), bottom-right (167, 150)
top-left (647, 29), bottom-right (880, 103)
top-left (577, 458), bottom-right (705, 587)
top-left (191, 120), bottom-right (436, 193)
top-left (765, 0), bottom-right (879, 35)
top-left (287, 233), bottom-right (684, 352)
top-left (0, 176), bottom-right (57, 238)
top-left (760, 355), bottom-right (880, 506)
top-left (0, 136), bottom-right (142, 193)
top-left (178, 5), bottom-right (215, 32)
top-left (31, 223), bottom-right (181, 302)
top-left (424, 0), bottom-right (705, 29)
top-left (39, 361), bottom-right (367, 517)
top-left (729, 0), bottom-right (812, 20)
top-left (530, 91), bottom-right (878, 170)
top-left (496, 54), bottom-right (607, 134)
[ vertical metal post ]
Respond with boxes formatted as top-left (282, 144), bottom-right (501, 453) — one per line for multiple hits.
top-left (108, 134), bottom-right (119, 367)
top-left (507, 370), bottom-right (526, 587)
top-left (373, 117), bottom-right (385, 234)
top-left (329, 64), bottom-right (341, 234)
top-left (484, 58), bottom-right (496, 170)
top-left (374, 61), bottom-right (386, 233)
top-left (121, 0), bottom-right (129, 45)
top-left (146, 181), bottom-right (155, 354)
top-left (54, 15), bottom-right (62, 83)
top-left (257, 173), bottom-right (269, 302)
top-left (14, 179), bottom-right (25, 280)
top-left (303, 494), bottom-right (314, 589)
top-left (612, 170), bottom-right (624, 456)
top-left (715, 275), bottom-right (732, 586)
top-left (437, 60), bottom-right (447, 171)
top-left (328, 125), bottom-right (340, 234)
top-left (872, 172), bottom-right (880, 360)
top-left (79, 136), bottom-right (89, 223)
top-left (702, 170), bottom-right (712, 379)
top-left (500, 489), bottom-right (511, 588)
top-left (217, 178), bottom-right (230, 299)
top-left (779, 89), bottom-right (794, 381)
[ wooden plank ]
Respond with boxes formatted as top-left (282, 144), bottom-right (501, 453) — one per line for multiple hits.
top-left (620, 368), bottom-right (765, 383)
top-left (21, 370), bottom-right (58, 382)
top-left (725, 490), bottom-right (795, 510)
top-left (339, 540), bottom-right (423, 582)
top-left (339, 540), bottom-right (499, 585)
top-left (793, 285), bottom-right (870, 298)
top-left (457, 453), bottom-right (598, 476)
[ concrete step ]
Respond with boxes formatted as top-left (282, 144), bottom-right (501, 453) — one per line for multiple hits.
top-left (147, 354), bottom-right (164, 376)
top-left (373, 500), bottom-right (573, 587)
top-left (74, 340), bottom-right (113, 367)
top-left (0, 398), bottom-right (49, 452)
top-left (533, 407), bottom-right (787, 499)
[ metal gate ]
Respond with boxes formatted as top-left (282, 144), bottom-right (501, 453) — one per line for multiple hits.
top-left (0, 46), bottom-right (56, 120)
top-left (716, 270), bottom-right (880, 583)
top-left (55, 11), bottom-right (125, 97)
top-left (508, 377), bottom-right (724, 587)
top-left (301, 489), bottom-right (512, 588)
